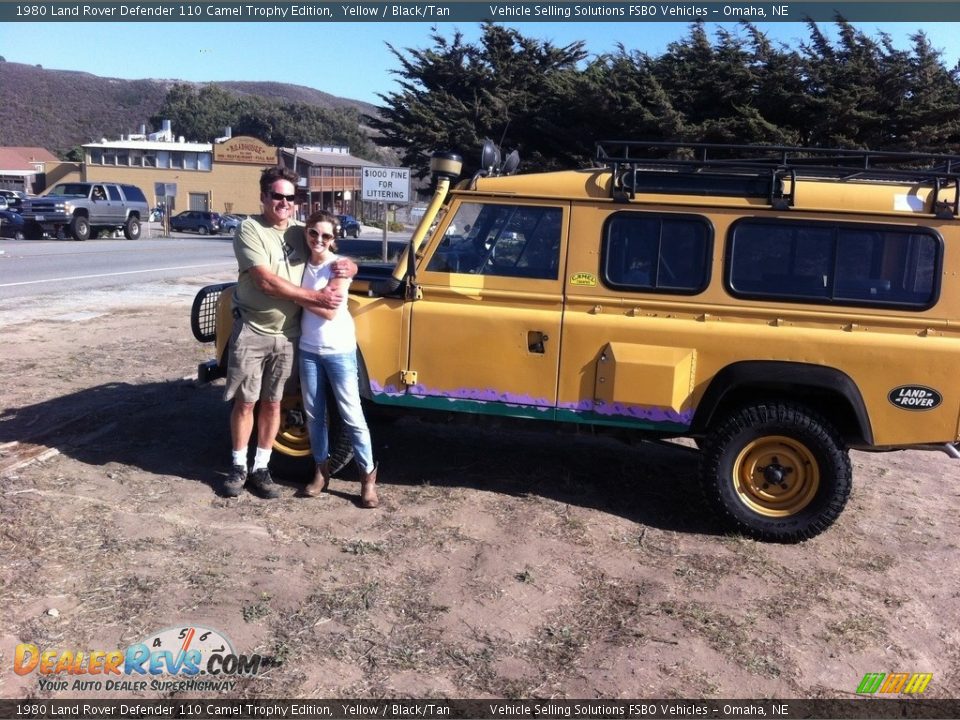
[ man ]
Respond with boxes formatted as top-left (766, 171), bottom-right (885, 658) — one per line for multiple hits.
top-left (223, 166), bottom-right (356, 498)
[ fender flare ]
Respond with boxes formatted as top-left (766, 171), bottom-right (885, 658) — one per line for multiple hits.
top-left (691, 361), bottom-right (873, 445)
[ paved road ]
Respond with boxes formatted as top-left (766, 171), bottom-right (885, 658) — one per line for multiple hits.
top-left (0, 234), bottom-right (237, 301)
top-left (0, 224), bottom-right (410, 301)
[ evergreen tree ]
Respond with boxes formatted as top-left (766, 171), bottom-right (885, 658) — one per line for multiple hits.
top-left (367, 23), bottom-right (586, 177)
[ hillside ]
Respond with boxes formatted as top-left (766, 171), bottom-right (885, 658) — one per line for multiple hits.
top-left (0, 62), bottom-right (379, 156)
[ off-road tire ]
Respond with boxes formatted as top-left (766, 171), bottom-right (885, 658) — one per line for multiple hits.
top-left (124, 216), bottom-right (141, 240)
top-left (699, 402), bottom-right (851, 543)
top-left (70, 215), bottom-right (91, 241)
top-left (267, 388), bottom-right (354, 481)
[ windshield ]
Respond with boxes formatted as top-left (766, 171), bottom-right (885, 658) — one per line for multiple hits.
top-left (48, 184), bottom-right (92, 198)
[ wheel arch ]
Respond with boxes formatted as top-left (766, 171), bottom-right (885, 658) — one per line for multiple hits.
top-left (691, 361), bottom-right (873, 446)
top-left (356, 348), bottom-right (374, 401)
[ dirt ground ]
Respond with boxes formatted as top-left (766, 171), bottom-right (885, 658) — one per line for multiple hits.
top-left (1, 272), bottom-right (959, 702)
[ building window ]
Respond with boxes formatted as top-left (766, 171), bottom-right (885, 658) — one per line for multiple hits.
top-left (157, 151), bottom-right (170, 169)
top-left (90, 149), bottom-right (103, 165)
top-left (198, 153), bottom-right (211, 171)
top-left (184, 152), bottom-right (198, 170)
top-left (103, 150), bottom-right (117, 165)
top-left (170, 152), bottom-right (183, 169)
top-left (143, 153), bottom-right (156, 167)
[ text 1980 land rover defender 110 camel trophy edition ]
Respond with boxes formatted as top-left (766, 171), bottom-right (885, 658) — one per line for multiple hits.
top-left (193, 141), bottom-right (960, 542)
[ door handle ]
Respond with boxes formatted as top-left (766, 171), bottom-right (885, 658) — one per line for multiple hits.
top-left (527, 330), bottom-right (549, 354)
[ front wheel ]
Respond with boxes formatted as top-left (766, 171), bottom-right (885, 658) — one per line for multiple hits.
top-left (699, 403), bottom-right (851, 542)
top-left (270, 390), bottom-right (355, 479)
top-left (198, 225), bottom-right (208, 235)
top-left (70, 215), bottom-right (90, 241)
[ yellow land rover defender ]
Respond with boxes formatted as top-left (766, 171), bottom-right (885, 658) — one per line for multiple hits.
top-left (193, 141), bottom-right (960, 542)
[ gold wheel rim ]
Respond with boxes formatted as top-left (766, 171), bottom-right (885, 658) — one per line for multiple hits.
top-left (732, 435), bottom-right (819, 517)
top-left (274, 394), bottom-right (311, 457)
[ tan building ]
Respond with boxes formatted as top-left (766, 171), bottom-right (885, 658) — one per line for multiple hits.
top-left (83, 126), bottom-right (277, 216)
top-left (79, 123), bottom-right (383, 219)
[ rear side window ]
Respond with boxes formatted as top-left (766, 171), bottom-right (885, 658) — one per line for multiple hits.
top-left (601, 212), bottom-right (712, 294)
top-left (107, 186), bottom-right (122, 201)
top-left (728, 219), bottom-right (941, 309)
top-left (122, 185), bottom-right (147, 203)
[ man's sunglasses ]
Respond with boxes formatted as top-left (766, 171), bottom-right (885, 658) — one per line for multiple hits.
top-left (308, 228), bottom-right (335, 241)
top-left (270, 192), bottom-right (297, 202)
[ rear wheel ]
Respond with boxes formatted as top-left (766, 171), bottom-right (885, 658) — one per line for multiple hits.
top-left (70, 215), bottom-right (90, 241)
top-left (699, 402), bottom-right (851, 542)
top-left (199, 225), bottom-right (209, 235)
top-left (124, 216), bottom-right (141, 240)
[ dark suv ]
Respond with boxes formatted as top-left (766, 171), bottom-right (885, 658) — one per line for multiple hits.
top-left (170, 211), bottom-right (221, 235)
top-left (337, 214), bottom-right (361, 238)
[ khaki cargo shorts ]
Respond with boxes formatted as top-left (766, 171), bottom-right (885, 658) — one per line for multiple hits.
top-left (224, 319), bottom-right (296, 403)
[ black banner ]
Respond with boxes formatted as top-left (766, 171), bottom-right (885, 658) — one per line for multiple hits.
top-left (3, 699), bottom-right (960, 720)
top-left (5, 2), bottom-right (960, 23)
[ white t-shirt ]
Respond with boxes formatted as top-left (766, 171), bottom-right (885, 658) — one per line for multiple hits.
top-left (299, 255), bottom-right (356, 355)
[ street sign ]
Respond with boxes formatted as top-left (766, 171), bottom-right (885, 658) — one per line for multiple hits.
top-left (361, 166), bottom-right (411, 203)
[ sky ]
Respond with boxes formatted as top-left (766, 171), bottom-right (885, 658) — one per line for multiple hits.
top-left (2, 20), bottom-right (959, 107)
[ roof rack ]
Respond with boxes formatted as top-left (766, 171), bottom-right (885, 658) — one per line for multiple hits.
top-left (596, 141), bottom-right (960, 216)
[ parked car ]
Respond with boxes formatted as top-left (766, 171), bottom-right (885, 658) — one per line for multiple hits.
top-left (195, 139), bottom-right (960, 543)
top-left (170, 210), bottom-right (221, 235)
top-left (0, 189), bottom-right (25, 213)
top-left (337, 214), bottom-right (361, 238)
top-left (0, 208), bottom-right (26, 239)
top-left (219, 213), bottom-right (246, 232)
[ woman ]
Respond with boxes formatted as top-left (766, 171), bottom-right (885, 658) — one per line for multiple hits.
top-left (298, 210), bottom-right (379, 508)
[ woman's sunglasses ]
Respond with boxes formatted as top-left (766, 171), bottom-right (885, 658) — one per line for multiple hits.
top-left (308, 228), bottom-right (335, 241)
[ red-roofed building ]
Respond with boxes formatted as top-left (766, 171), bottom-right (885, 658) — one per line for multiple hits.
top-left (0, 146), bottom-right (77, 194)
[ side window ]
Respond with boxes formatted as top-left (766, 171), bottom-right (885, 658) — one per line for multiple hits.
top-left (106, 186), bottom-right (122, 201)
top-left (123, 185), bottom-right (147, 202)
top-left (728, 219), bottom-right (941, 309)
top-left (426, 203), bottom-right (563, 280)
top-left (601, 212), bottom-right (711, 293)
top-left (92, 185), bottom-right (107, 201)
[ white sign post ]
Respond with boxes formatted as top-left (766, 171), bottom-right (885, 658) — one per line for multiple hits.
top-left (362, 167), bottom-right (411, 260)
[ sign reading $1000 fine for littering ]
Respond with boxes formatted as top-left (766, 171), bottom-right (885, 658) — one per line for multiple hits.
top-left (362, 167), bottom-right (411, 203)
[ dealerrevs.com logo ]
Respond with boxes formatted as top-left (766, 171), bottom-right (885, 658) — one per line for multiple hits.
top-left (13, 625), bottom-right (271, 693)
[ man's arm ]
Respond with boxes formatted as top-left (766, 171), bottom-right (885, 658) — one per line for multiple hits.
top-left (302, 276), bottom-right (350, 320)
top-left (248, 257), bottom-right (357, 310)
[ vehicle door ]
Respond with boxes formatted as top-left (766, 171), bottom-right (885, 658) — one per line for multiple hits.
top-left (405, 200), bottom-right (568, 419)
top-left (88, 185), bottom-right (109, 225)
top-left (105, 185), bottom-right (125, 224)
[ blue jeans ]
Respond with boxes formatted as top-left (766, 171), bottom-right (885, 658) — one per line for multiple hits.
top-left (299, 349), bottom-right (374, 474)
